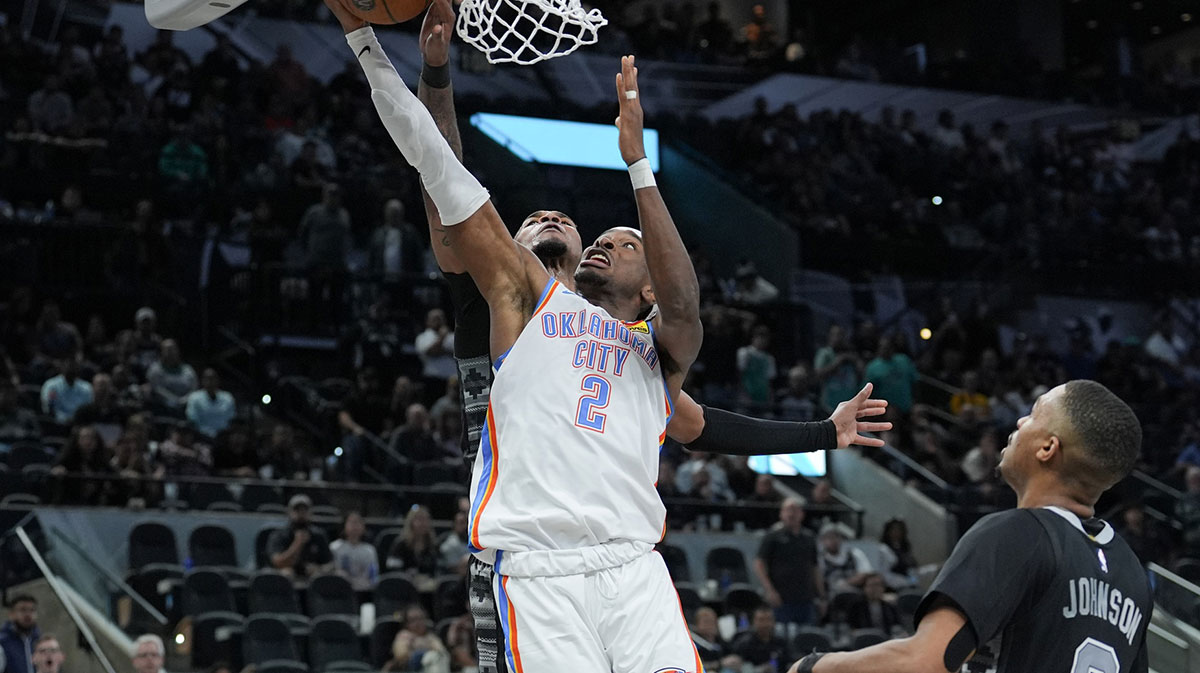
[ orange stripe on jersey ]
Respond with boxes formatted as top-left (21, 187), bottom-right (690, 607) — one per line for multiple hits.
top-left (469, 404), bottom-right (501, 550)
top-left (532, 280), bottom-right (559, 317)
top-left (501, 576), bottom-right (525, 673)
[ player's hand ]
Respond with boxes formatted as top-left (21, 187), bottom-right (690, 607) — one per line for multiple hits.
top-left (323, 0), bottom-right (367, 34)
top-left (614, 55), bottom-right (646, 166)
top-left (420, 0), bottom-right (454, 67)
top-left (830, 382), bottom-right (891, 449)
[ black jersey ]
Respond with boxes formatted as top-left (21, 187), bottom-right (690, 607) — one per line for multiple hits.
top-left (915, 507), bottom-right (1151, 673)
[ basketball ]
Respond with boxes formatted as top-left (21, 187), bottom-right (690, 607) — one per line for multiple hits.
top-left (344, 0), bottom-right (430, 24)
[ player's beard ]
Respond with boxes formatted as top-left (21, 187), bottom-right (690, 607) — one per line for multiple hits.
top-left (532, 237), bottom-right (569, 264)
top-left (574, 266), bottom-right (609, 298)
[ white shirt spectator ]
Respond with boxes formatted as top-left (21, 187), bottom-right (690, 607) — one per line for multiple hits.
top-left (1145, 330), bottom-right (1187, 367)
top-left (932, 124), bottom-right (965, 150)
top-left (415, 329), bottom-right (456, 379)
top-left (185, 389), bottom-right (236, 438)
top-left (146, 361), bottom-right (198, 407)
top-left (330, 538), bottom-right (379, 591)
top-left (41, 375), bottom-right (93, 423)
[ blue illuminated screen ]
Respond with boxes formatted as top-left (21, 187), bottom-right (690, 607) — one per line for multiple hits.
top-left (470, 113), bottom-right (660, 172)
top-left (748, 451), bottom-right (827, 478)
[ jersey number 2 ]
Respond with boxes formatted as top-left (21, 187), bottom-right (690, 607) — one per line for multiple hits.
top-left (575, 375), bottom-right (611, 433)
top-left (1070, 638), bottom-right (1119, 673)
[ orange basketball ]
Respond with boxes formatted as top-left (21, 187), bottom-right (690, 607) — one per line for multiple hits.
top-left (344, 0), bottom-right (430, 24)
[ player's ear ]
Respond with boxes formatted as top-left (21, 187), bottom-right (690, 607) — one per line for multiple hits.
top-left (640, 285), bottom-right (656, 307)
top-left (1037, 434), bottom-right (1061, 464)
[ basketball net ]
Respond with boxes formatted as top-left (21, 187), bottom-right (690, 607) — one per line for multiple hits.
top-left (455, 0), bottom-right (607, 65)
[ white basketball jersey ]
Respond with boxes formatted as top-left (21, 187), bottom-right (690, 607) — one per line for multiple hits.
top-left (467, 278), bottom-right (674, 557)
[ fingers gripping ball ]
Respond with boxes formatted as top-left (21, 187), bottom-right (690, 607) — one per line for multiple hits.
top-left (345, 0), bottom-right (430, 24)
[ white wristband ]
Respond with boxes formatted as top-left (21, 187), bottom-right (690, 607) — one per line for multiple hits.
top-left (628, 157), bottom-right (656, 190)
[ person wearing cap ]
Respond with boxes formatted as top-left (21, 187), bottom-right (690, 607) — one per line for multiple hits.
top-left (266, 494), bottom-right (333, 577)
top-left (817, 521), bottom-right (872, 594)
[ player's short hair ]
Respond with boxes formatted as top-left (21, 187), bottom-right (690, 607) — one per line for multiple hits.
top-left (1060, 380), bottom-right (1141, 485)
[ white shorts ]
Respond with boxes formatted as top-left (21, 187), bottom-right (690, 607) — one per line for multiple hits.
top-left (491, 547), bottom-right (703, 673)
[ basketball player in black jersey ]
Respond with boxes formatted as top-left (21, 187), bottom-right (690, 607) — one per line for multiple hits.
top-left (403, 2), bottom-right (892, 671)
top-left (790, 380), bottom-right (1151, 673)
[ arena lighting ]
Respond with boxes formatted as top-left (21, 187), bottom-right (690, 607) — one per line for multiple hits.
top-left (470, 113), bottom-right (660, 172)
top-left (334, 446), bottom-right (344, 457)
top-left (261, 394), bottom-right (272, 405)
top-left (920, 328), bottom-right (933, 340)
top-left (174, 634), bottom-right (185, 645)
top-left (931, 195), bottom-right (943, 205)
top-left (749, 451), bottom-right (826, 478)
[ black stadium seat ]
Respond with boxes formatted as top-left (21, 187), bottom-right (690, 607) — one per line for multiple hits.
top-left (307, 574), bottom-right (357, 618)
top-left (432, 574), bottom-right (468, 621)
top-left (243, 615), bottom-right (302, 666)
top-left (791, 626), bottom-right (832, 654)
top-left (850, 628), bottom-right (888, 649)
top-left (248, 571), bottom-right (305, 623)
top-left (368, 618), bottom-right (403, 668)
top-left (373, 528), bottom-right (405, 571)
top-left (185, 569), bottom-right (237, 614)
top-left (705, 546), bottom-right (750, 584)
top-left (673, 582), bottom-right (702, 617)
top-left (129, 522), bottom-right (179, 571)
top-left (7, 442), bottom-right (51, 471)
top-left (723, 583), bottom-right (762, 618)
top-left (127, 563), bottom-right (184, 620)
top-left (189, 524), bottom-right (239, 568)
top-left (309, 616), bottom-right (370, 672)
top-left (191, 611), bottom-right (244, 669)
top-left (374, 573), bottom-right (418, 620)
top-left (657, 543), bottom-right (691, 581)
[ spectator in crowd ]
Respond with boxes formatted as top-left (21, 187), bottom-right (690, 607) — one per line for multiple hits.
top-left (961, 428), bottom-right (1001, 486)
top-left (386, 505), bottom-right (439, 578)
top-left (30, 635), bottom-right (63, 673)
top-left (388, 604), bottom-right (449, 673)
top-left (27, 75), bottom-right (73, 134)
top-left (211, 419), bottom-right (258, 477)
top-left (1176, 466), bottom-right (1200, 557)
top-left (157, 126), bottom-right (209, 201)
top-left (737, 325), bottom-right (777, 408)
top-left (1116, 503), bottom-right (1170, 566)
top-left (676, 452), bottom-right (736, 502)
top-left (437, 509), bottom-right (470, 575)
top-left (130, 308), bottom-right (162, 370)
top-left (692, 606), bottom-right (741, 671)
top-left (731, 606), bottom-right (788, 672)
top-left (339, 367), bottom-right (392, 480)
top-left (368, 199), bottom-right (423, 279)
top-left (414, 309), bottom-right (456, 382)
top-left (695, 1), bottom-right (733, 61)
top-left (818, 521), bottom-right (872, 592)
top-left (51, 424), bottom-right (112, 502)
top-left (727, 262), bottom-right (780, 305)
top-left (444, 606), bottom-right (478, 672)
top-left (1144, 315), bottom-right (1188, 369)
top-left (264, 423), bottom-right (307, 480)
top-left (145, 339), bottom-right (198, 410)
top-left (755, 497), bottom-right (822, 626)
top-left (777, 364), bottom-right (816, 420)
top-left (949, 370), bottom-right (990, 419)
top-left (73, 374), bottom-right (128, 447)
top-left (846, 572), bottom-right (903, 634)
top-left (157, 422), bottom-right (213, 477)
top-left (741, 4), bottom-right (779, 67)
top-left (330, 511), bottom-right (379, 592)
top-left (0, 595), bottom-right (40, 673)
top-left (41, 357), bottom-right (93, 424)
top-left (0, 379), bottom-right (40, 448)
top-left (428, 376), bottom-right (459, 425)
top-left (268, 494), bottom-right (334, 578)
top-left (389, 403), bottom-right (442, 464)
top-left (130, 635), bottom-right (164, 673)
top-left (185, 368), bottom-right (235, 438)
top-left (30, 303), bottom-right (81, 364)
top-left (747, 474), bottom-right (782, 505)
top-left (814, 325), bottom-right (861, 412)
top-left (932, 109), bottom-right (965, 150)
top-left (879, 518), bottom-right (917, 579)
top-left (863, 335), bottom-right (918, 415)
top-left (299, 182), bottom-right (351, 273)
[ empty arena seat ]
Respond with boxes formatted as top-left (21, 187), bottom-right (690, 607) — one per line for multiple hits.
top-left (657, 543), bottom-right (691, 581)
top-left (191, 611), bottom-right (244, 669)
top-left (373, 528), bottom-right (405, 571)
top-left (307, 574), bottom-right (357, 618)
top-left (309, 616), bottom-right (370, 672)
top-left (705, 546), bottom-right (750, 584)
top-left (432, 574), bottom-right (467, 621)
top-left (7, 441), bottom-right (51, 471)
top-left (186, 482), bottom-right (235, 510)
top-left (1174, 558), bottom-right (1200, 585)
top-left (189, 524), bottom-right (238, 568)
top-left (825, 589), bottom-right (864, 626)
top-left (241, 484), bottom-right (284, 513)
top-left (248, 571), bottom-right (304, 622)
top-left (791, 626), bottom-right (832, 654)
top-left (129, 522), bottom-right (179, 570)
top-left (207, 501), bottom-right (243, 513)
top-left (673, 582), bottom-right (702, 616)
top-left (374, 573), bottom-right (419, 620)
top-left (244, 615), bottom-right (303, 666)
top-left (185, 569), bottom-right (237, 614)
top-left (723, 583), bottom-right (762, 617)
top-left (412, 462), bottom-right (458, 486)
top-left (257, 504), bottom-right (289, 515)
top-left (850, 628), bottom-right (888, 649)
top-left (368, 618), bottom-right (403, 668)
top-left (895, 589), bottom-right (924, 629)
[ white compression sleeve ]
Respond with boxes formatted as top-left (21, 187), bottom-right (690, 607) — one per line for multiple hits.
top-left (346, 27), bottom-right (489, 226)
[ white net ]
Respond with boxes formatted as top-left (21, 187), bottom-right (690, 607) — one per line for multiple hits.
top-left (455, 0), bottom-right (608, 65)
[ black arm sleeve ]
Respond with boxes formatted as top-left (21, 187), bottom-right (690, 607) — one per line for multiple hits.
top-left (444, 272), bottom-right (492, 463)
top-left (914, 510), bottom-right (1054, 645)
top-left (686, 406), bottom-right (837, 455)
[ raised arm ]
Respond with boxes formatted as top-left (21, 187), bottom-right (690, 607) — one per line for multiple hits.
top-left (416, 0), bottom-right (467, 275)
top-left (615, 55), bottom-right (702, 383)
top-left (325, 0), bottom-right (546, 356)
